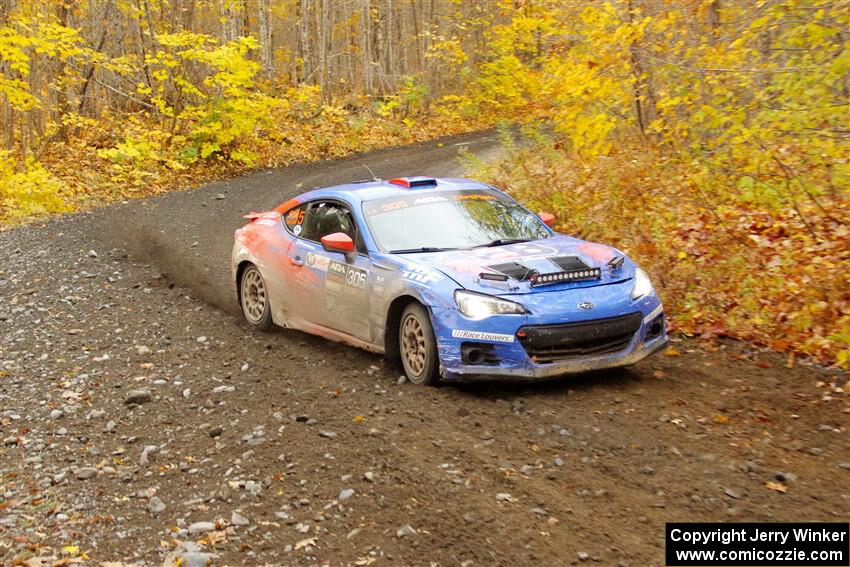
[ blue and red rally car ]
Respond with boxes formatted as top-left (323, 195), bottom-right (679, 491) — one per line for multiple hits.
top-left (232, 177), bottom-right (667, 384)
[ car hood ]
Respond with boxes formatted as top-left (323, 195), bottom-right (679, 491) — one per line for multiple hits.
top-left (404, 235), bottom-right (635, 296)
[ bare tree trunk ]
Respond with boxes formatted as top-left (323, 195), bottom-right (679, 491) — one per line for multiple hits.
top-left (133, 0), bottom-right (155, 92)
top-left (219, 0), bottom-right (239, 42)
top-left (398, 0), bottom-right (407, 78)
top-left (410, 0), bottom-right (422, 73)
top-left (299, 0), bottom-right (311, 83)
top-left (317, 0), bottom-right (328, 102)
top-left (168, 0), bottom-right (178, 31)
top-left (228, 0), bottom-right (239, 41)
top-left (182, 0), bottom-right (195, 29)
top-left (258, 0), bottom-right (274, 79)
top-left (52, 0), bottom-right (71, 142)
top-left (0, 7), bottom-right (13, 149)
top-left (625, 0), bottom-right (656, 137)
top-left (78, 4), bottom-right (111, 116)
top-left (384, 0), bottom-right (393, 91)
top-left (360, 0), bottom-right (372, 94)
top-left (373, 2), bottom-right (384, 93)
top-left (0, 34), bottom-right (13, 148)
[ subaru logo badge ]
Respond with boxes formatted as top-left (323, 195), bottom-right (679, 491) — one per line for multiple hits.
top-left (578, 301), bottom-right (594, 310)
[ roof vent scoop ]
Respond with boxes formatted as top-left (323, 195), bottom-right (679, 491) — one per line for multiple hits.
top-left (388, 177), bottom-right (438, 189)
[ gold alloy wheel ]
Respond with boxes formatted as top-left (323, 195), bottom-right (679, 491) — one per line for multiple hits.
top-left (401, 312), bottom-right (426, 377)
top-left (241, 267), bottom-right (267, 323)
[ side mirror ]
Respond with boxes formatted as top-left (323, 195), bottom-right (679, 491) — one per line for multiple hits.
top-left (321, 232), bottom-right (355, 254)
top-left (538, 212), bottom-right (556, 228)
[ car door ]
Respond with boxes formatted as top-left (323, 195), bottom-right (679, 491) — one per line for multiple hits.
top-left (284, 200), bottom-right (373, 341)
top-left (281, 202), bottom-right (325, 328)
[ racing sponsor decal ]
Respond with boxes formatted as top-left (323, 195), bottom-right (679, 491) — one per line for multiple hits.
top-left (285, 208), bottom-right (305, 227)
top-left (345, 267), bottom-right (367, 289)
top-left (293, 225), bottom-right (302, 235)
top-left (363, 190), bottom-right (499, 216)
top-left (327, 261), bottom-right (368, 290)
top-left (451, 330), bottom-right (515, 343)
top-left (327, 260), bottom-right (347, 283)
top-left (373, 199), bottom-right (409, 214)
top-left (305, 253), bottom-right (330, 271)
top-left (401, 266), bottom-right (443, 284)
top-left (412, 195), bottom-right (447, 206)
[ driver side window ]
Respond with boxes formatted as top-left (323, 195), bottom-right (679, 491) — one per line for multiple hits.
top-left (291, 201), bottom-right (366, 254)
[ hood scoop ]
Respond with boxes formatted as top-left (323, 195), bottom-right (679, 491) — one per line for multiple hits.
top-left (549, 255), bottom-right (589, 271)
top-left (483, 261), bottom-right (537, 282)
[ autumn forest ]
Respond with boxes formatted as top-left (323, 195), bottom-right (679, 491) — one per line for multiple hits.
top-left (1, 0), bottom-right (848, 367)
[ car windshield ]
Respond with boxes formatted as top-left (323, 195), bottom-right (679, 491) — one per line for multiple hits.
top-left (362, 190), bottom-right (551, 253)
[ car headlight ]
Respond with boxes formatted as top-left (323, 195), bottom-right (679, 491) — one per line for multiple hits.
top-left (631, 268), bottom-right (653, 300)
top-left (454, 290), bottom-right (527, 319)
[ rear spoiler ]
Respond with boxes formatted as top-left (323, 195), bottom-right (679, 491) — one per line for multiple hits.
top-left (242, 211), bottom-right (281, 224)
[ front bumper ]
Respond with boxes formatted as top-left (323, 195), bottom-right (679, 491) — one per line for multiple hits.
top-left (431, 290), bottom-right (667, 382)
top-left (445, 331), bottom-right (667, 381)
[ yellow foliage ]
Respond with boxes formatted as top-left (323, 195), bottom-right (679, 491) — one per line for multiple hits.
top-left (1, 0), bottom-right (846, 371)
top-left (463, 0), bottom-right (849, 367)
top-left (473, 136), bottom-right (849, 368)
top-left (0, 152), bottom-right (70, 219)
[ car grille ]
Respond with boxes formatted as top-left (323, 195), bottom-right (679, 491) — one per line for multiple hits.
top-left (518, 312), bottom-right (642, 363)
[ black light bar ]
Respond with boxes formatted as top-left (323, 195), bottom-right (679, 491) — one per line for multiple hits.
top-left (529, 267), bottom-right (601, 286)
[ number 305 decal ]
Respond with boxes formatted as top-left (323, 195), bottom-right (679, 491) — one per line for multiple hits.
top-left (346, 268), bottom-right (367, 289)
top-left (329, 261), bottom-right (368, 290)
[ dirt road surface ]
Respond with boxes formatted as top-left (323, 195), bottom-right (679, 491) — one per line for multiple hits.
top-left (1, 132), bottom-right (848, 567)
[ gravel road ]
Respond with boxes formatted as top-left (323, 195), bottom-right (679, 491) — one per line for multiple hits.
top-left (1, 132), bottom-right (848, 566)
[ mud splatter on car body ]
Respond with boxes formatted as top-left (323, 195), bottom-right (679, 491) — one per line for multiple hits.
top-left (232, 177), bottom-right (667, 381)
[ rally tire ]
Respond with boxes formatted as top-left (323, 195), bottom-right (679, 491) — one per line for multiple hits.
top-left (399, 303), bottom-right (439, 386)
top-left (240, 264), bottom-right (273, 331)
